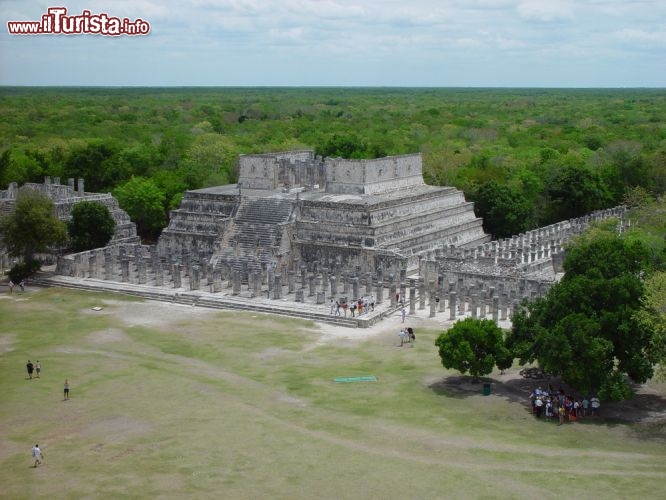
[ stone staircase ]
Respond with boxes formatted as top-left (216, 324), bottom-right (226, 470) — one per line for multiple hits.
top-left (211, 197), bottom-right (296, 274)
top-left (31, 272), bottom-right (366, 328)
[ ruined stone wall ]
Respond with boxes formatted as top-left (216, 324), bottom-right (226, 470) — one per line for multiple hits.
top-left (238, 150), bottom-right (314, 190)
top-left (325, 154), bottom-right (424, 195)
top-left (0, 178), bottom-right (138, 248)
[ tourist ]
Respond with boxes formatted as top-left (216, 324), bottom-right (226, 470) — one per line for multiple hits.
top-left (401, 307), bottom-right (406, 323)
top-left (357, 298), bottom-right (363, 315)
top-left (558, 405), bottom-right (565, 425)
top-left (591, 396), bottom-right (600, 416)
top-left (408, 327), bottom-right (415, 346)
top-left (350, 303), bottom-right (356, 317)
top-left (582, 396), bottom-right (590, 416)
top-left (398, 328), bottom-right (406, 346)
top-left (32, 444), bottom-right (43, 467)
top-left (63, 379), bottom-right (70, 400)
top-left (369, 296), bottom-right (375, 311)
top-left (26, 360), bottom-right (34, 379)
top-left (545, 400), bottom-right (553, 419)
top-left (35, 360), bottom-right (41, 379)
top-left (19, 279), bottom-right (25, 292)
top-left (335, 301), bottom-right (341, 316)
top-left (534, 397), bottom-right (543, 418)
top-left (8, 280), bottom-right (14, 294)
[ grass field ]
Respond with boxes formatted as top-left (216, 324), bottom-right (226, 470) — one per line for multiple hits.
top-left (1, 287), bottom-right (665, 499)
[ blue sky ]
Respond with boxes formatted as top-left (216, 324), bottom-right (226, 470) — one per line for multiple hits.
top-left (1, 0), bottom-right (664, 86)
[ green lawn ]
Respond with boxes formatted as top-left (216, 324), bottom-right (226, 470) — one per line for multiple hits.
top-left (1, 288), bottom-right (664, 499)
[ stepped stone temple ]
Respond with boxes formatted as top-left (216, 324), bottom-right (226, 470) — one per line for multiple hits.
top-left (1, 153), bottom-right (627, 327)
top-left (0, 177), bottom-right (138, 270)
top-left (157, 151), bottom-right (489, 279)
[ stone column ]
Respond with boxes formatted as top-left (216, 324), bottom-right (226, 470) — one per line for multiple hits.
top-left (120, 259), bottom-right (130, 283)
top-left (104, 250), bottom-right (113, 280)
top-left (330, 276), bottom-right (337, 297)
top-left (419, 281), bottom-right (426, 310)
top-left (173, 264), bottom-right (182, 288)
top-left (232, 271), bottom-right (241, 296)
top-left (429, 295), bottom-right (437, 318)
top-left (272, 275), bottom-right (282, 299)
top-left (458, 292), bottom-right (466, 316)
top-left (389, 282), bottom-right (397, 306)
top-left (399, 282), bottom-right (407, 304)
top-left (150, 247), bottom-right (159, 273)
top-left (365, 275), bottom-right (373, 296)
top-left (309, 274), bottom-right (316, 297)
top-left (409, 279), bottom-right (416, 315)
top-left (375, 281), bottom-right (383, 305)
top-left (155, 262), bottom-right (164, 287)
top-left (449, 291), bottom-right (457, 320)
top-left (182, 252), bottom-right (191, 277)
top-left (213, 271), bottom-right (222, 293)
top-left (471, 294), bottom-right (478, 318)
top-left (88, 254), bottom-right (96, 279)
top-left (316, 291), bottom-right (325, 304)
top-left (500, 294), bottom-right (508, 320)
top-left (137, 259), bottom-right (147, 284)
top-left (479, 291), bottom-right (487, 318)
top-left (352, 278), bottom-right (360, 301)
top-left (295, 289), bottom-right (304, 302)
top-left (190, 265), bottom-right (200, 290)
top-left (492, 296), bottom-right (500, 324)
top-left (300, 265), bottom-right (307, 289)
top-left (288, 271), bottom-right (296, 294)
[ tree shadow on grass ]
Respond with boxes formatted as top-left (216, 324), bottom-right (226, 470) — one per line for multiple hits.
top-left (428, 374), bottom-right (666, 440)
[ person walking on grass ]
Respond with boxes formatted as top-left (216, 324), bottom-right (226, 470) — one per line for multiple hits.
top-left (32, 444), bottom-right (43, 467)
top-left (63, 379), bottom-right (70, 400)
top-left (35, 360), bottom-right (41, 379)
top-left (26, 360), bottom-right (34, 379)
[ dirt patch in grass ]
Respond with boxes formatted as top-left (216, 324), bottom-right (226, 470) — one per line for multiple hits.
top-left (0, 333), bottom-right (16, 355)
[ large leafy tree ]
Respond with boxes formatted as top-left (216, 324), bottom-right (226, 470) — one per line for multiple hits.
top-left (634, 271), bottom-right (666, 381)
top-left (0, 187), bottom-right (67, 262)
top-left (67, 201), bottom-right (116, 252)
top-left (473, 180), bottom-right (533, 238)
top-left (506, 227), bottom-right (658, 399)
top-left (435, 318), bottom-right (511, 381)
top-left (539, 159), bottom-right (611, 225)
top-left (113, 177), bottom-right (166, 240)
top-left (63, 140), bottom-right (118, 192)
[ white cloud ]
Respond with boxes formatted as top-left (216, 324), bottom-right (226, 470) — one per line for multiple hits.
top-left (516, 0), bottom-right (574, 22)
top-left (0, 0), bottom-right (664, 86)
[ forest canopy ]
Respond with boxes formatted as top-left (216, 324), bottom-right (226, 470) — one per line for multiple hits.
top-left (1, 87), bottom-right (664, 239)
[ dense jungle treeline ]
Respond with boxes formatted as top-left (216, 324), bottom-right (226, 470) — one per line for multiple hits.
top-left (1, 87), bottom-right (664, 239)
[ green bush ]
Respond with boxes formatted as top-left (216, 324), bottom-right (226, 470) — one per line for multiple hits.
top-left (7, 259), bottom-right (41, 283)
top-left (599, 372), bottom-right (633, 401)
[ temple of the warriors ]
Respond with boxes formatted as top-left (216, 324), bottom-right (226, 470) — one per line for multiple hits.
top-left (0, 152), bottom-right (627, 327)
top-left (157, 151), bottom-right (489, 278)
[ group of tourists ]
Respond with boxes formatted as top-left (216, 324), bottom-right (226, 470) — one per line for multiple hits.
top-left (530, 386), bottom-right (601, 425)
top-left (6, 279), bottom-right (25, 293)
top-left (25, 359), bottom-right (70, 400)
top-left (331, 296), bottom-right (375, 317)
top-left (26, 360), bottom-right (41, 379)
top-left (398, 327), bottom-right (416, 347)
